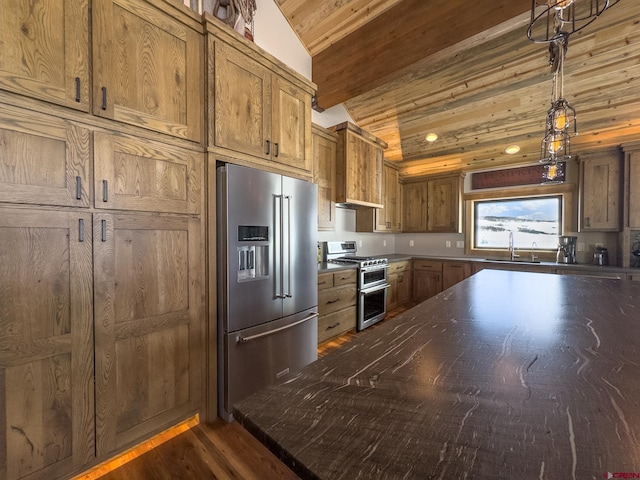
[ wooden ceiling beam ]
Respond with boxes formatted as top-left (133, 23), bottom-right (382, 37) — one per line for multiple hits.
top-left (311, 0), bottom-right (530, 109)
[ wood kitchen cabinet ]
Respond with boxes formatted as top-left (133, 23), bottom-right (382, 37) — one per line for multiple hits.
top-left (580, 149), bottom-right (622, 231)
top-left (94, 212), bottom-right (204, 456)
top-left (0, 208), bottom-right (95, 480)
top-left (207, 18), bottom-right (314, 176)
top-left (403, 181), bottom-right (428, 232)
top-left (625, 146), bottom-right (640, 229)
top-left (412, 259), bottom-right (443, 304)
top-left (332, 122), bottom-right (386, 208)
top-left (442, 261), bottom-right (472, 290)
top-left (93, 131), bottom-right (203, 214)
top-left (93, 0), bottom-right (203, 143)
top-left (317, 269), bottom-right (357, 344)
top-left (313, 124), bottom-right (338, 231)
top-left (356, 162), bottom-right (401, 232)
top-left (0, 104), bottom-right (90, 208)
top-left (402, 173), bottom-right (463, 233)
top-left (0, 0), bottom-right (90, 111)
top-left (387, 260), bottom-right (411, 311)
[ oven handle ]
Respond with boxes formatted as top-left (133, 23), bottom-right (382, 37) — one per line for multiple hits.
top-left (360, 284), bottom-right (390, 296)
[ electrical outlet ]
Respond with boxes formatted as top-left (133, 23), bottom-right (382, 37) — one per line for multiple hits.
top-left (409, 240), bottom-right (414, 247)
top-left (577, 243), bottom-right (585, 252)
top-left (446, 240), bottom-right (451, 248)
top-left (456, 241), bottom-right (464, 249)
top-left (358, 240), bottom-right (363, 248)
top-left (383, 239), bottom-right (387, 247)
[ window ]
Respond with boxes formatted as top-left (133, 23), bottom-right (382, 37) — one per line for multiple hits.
top-left (473, 196), bottom-right (562, 250)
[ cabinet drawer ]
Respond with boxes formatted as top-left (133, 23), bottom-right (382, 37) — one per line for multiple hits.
top-left (318, 272), bottom-right (334, 290)
top-left (318, 307), bottom-right (356, 344)
top-left (319, 284), bottom-right (357, 315)
top-left (413, 259), bottom-right (443, 272)
top-left (333, 269), bottom-right (357, 286)
top-left (389, 260), bottom-right (410, 274)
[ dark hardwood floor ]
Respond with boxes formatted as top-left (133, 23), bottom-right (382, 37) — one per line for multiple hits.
top-left (93, 307), bottom-right (409, 480)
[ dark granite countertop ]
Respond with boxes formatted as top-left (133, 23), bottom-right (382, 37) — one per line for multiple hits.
top-left (235, 270), bottom-right (640, 479)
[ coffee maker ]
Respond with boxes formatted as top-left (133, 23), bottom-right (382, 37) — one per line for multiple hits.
top-left (557, 236), bottom-right (577, 264)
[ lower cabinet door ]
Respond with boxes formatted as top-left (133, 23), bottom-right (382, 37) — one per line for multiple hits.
top-left (0, 208), bottom-right (95, 480)
top-left (93, 212), bottom-right (204, 456)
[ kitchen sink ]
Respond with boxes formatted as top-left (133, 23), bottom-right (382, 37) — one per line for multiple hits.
top-left (484, 258), bottom-right (542, 264)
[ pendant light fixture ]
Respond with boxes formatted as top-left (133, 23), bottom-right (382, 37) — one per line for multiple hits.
top-left (527, 0), bottom-right (621, 181)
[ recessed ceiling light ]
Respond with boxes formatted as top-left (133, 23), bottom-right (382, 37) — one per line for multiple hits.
top-left (505, 145), bottom-right (521, 155)
top-left (425, 133), bottom-right (438, 142)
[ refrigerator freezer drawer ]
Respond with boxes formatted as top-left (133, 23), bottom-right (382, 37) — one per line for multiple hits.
top-left (220, 307), bottom-right (318, 421)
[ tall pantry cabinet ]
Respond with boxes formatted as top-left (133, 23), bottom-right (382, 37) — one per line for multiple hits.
top-left (0, 1), bottom-right (205, 479)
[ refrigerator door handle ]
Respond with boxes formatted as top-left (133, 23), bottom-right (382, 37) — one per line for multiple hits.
top-left (236, 312), bottom-right (319, 344)
top-left (284, 195), bottom-right (292, 298)
top-left (275, 193), bottom-right (285, 299)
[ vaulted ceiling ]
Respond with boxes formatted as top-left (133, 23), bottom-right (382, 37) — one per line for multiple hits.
top-left (275, 0), bottom-right (640, 178)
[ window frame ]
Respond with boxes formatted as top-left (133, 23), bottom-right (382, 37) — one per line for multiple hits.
top-left (464, 184), bottom-right (575, 261)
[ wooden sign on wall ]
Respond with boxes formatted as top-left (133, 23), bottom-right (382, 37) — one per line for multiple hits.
top-left (471, 162), bottom-right (565, 189)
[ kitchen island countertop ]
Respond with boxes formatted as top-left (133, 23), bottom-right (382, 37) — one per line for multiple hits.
top-left (235, 269), bottom-right (640, 479)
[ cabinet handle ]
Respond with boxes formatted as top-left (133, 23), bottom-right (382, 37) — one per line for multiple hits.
top-left (101, 220), bottom-right (107, 242)
top-left (318, 281), bottom-right (328, 286)
top-left (76, 176), bottom-right (82, 200)
top-left (102, 180), bottom-right (109, 202)
top-left (326, 322), bottom-right (340, 330)
top-left (75, 77), bottom-right (81, 103)
top-left (326, 298), bottom-right (340, 304)
top-left (101, 87), bottom-right (107, 110)
top-left (78, 219), bottom-right (85, 242)
top-left (274, 142), bottom-right (279, 157)
top-left (265, 140), bottom-right (271, 155)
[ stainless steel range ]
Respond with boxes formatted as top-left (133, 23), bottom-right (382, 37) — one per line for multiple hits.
top-left (323, 241), bottom-right (389, 331)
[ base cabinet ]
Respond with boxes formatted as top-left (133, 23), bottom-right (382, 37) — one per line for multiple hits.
top-left (318, 270), bottom-right (357, 344)
top-left (0, 208), bottom-right (95, 480)
top-left (442, 261), bottom-right (472, 290)
top-left (412, 260), bottom-right (443, 304)
top-left (94, 213), bottom-right (203, 456)
top-left (387, 260), bottom-right (411, 311)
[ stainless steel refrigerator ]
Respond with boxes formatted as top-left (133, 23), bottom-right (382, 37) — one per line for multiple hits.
top-left (217, 164), bottom-right (319, 421)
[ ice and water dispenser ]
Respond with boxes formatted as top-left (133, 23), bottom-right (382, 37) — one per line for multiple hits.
top-left (237, 225), bottom-right (269, 282)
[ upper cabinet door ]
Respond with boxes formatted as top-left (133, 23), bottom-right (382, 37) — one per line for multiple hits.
top-left (428, 176), bottom-right (461, 233)
top-left (0, 104), bottom-right (90, 207)
top-left (581, 153), bottom-right (621, 231)
top-left (271, 76), bottom-right (311, 172)
top-left (94, 132), bottom-right (203, 215)
top-left (212, 41), bottom-right (271, 159)
top-left (92, 0), bottom-right (203, 143)
top-left (0, 0), bottom-right (89, 111)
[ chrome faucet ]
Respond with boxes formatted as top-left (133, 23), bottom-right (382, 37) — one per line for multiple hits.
top-left (531, 241), bottom-right (538, 262)
top-left (509, 231), bottom-right (519, 260)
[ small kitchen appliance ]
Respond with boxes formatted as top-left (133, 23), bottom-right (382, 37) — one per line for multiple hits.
top-left (323, 241), bottom-right (389, 331)
top-left (556, 235), bottom-right (577, 264)
top-left (593, 246), bottom-right (609, 266)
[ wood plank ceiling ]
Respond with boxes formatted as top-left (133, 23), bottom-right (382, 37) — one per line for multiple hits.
top-left (275, 0), bottom-right (640, 178)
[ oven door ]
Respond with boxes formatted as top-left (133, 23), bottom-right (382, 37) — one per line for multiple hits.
top-left (358, 283), bottom-right (389, 331)
top-left (360, 264), bottom-right (387, 289)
